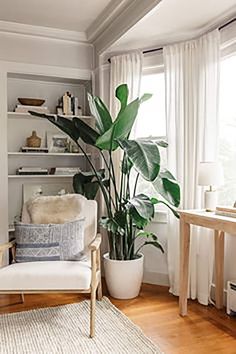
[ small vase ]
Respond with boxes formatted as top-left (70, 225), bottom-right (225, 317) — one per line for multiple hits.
top-left (26, 130), bottom-right (41, 148)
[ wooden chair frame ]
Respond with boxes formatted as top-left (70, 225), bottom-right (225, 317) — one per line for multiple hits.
top-left (0, 234), bottom-right (102, 338)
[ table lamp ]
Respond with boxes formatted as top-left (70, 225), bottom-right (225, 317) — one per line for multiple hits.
top-left (198, 162), bottom-right (224, 211)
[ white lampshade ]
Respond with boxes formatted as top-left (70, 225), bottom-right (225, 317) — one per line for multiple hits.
top-left (198, 162), bottom-right (224, 187)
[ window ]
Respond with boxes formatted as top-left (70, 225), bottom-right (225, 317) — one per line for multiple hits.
top-left (130, 71), bottom-right (167, 198)
top-left (133, 72), bottom-right (166, 138)
top-left (218, 54), bottom-right (236, 205)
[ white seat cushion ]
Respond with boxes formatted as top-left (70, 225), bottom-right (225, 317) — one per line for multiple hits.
top-left (0, 261), bottom-right (92, 291)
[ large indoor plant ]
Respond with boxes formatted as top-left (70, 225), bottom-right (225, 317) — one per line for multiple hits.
top-left (30, 84), bottom-right (180, 299)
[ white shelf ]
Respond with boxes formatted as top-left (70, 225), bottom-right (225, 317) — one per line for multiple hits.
top-left (8, 112), bottom-right (93, 120)
top-left (8, 152), bottom-right (89, 157)
top-left (8, 174), bottom-right (74, 179)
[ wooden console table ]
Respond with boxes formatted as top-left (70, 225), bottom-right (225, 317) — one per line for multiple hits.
top-left (179, 210), bottom-right (236, 316)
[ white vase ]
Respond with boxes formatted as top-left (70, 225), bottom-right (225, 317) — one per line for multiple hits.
top-left (103, 253), bottom-right (144, 299)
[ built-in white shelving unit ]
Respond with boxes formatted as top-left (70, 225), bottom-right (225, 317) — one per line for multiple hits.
top-left (7, 72), bottom-right (96, 229)
top-left (8, 112), bottom-right (93, 120)
top-left (8, 152), bottom-right (91, 157)
top-left (8, 175), bottom-right (74, 179)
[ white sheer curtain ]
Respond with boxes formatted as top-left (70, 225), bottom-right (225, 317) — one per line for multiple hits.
top-left (109, 51), bottom-right (143, 182)
top-left (164, 30), bottom-right (220, 305)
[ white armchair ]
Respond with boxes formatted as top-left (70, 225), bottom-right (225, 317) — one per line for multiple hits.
top-left (0, 194), bottom-right (102, 338)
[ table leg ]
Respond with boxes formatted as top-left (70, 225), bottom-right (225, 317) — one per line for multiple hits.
top-left (214, 230), bottom-right (225, 309)
top-left (179, 216), bottom-right (190, 316)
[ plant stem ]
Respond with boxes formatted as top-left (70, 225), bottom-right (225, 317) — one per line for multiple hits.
top-left (76, 141), bottom-right (112, 218)
top-left (109, 150), bottom-right (119, 210)
top-left (100, 150), bottom-right (120, 206)
top-left (133, 173), bottom-right (140, 197)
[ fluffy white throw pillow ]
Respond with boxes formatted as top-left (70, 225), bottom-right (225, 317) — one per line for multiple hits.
top-left (26, 194), bottom-right (85, 224)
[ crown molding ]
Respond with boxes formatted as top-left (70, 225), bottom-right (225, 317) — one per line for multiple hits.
top-left (90, 0), bottom-right (162, 54)
top-left (0, 20), bottom-right (88, 44)
top-left (87, 0), bottom-right (132, 42)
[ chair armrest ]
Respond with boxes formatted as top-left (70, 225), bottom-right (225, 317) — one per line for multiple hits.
top-left (0, 240), bottom-right (16, 267)
top-left (89, 234), bottom-right (102, 251)
top-left (0, 240), bottom-right (15, 252)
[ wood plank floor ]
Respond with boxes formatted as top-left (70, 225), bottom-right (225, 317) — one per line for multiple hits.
top-left (0, 283), bottom-right (236, 354)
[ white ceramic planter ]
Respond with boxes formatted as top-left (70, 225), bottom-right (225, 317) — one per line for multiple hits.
top-left (103, 253), bottom-right (144, 299)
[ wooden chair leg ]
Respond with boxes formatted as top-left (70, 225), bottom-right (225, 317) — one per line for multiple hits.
top-left (90, 288), bottom-right (96, 338)
top-left (97, 278), bottom-right (103, 301)
top-left (21, 293), bottom-right (24, 303)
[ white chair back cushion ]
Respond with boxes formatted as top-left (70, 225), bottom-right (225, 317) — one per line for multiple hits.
top-left (22, 194), bottom-right (97, 251)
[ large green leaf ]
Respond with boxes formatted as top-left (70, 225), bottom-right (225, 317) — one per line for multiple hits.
top-left (96, 98), bottom-right (140, 151)
top-left (73, 117), bottom-right (100, 146)
top-left (29, 111), bottom-right (80, 143)
top-left (100, 216), bottom-right (125, 236)
top-left (116, 84), bottom-right (128, 112)
top-left (73, 169), bottom-right (105, 200)
top-left (136, 241), bottom-right (164, 254)
top-left (153, 169), bottom-right (180, 207)
top-left (156, 140), bottom-right (168, 148)
top-left (151, 198), bottom-right (179, 218)
top-left (94, 97), bottom-right (112, 132)
top-left (140, 93), bottom-right (152, 104)
top-left (118, 139), bottom-right (160, 181)
top-left (127, 194), bottom-right (154, 220)
top-left (87, 93), bottom-right (112, 134)
top-left (129, 208), bottom-right (148, 229)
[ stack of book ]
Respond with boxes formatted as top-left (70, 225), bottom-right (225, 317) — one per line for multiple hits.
top-left (49, 167), bottom-right (80, 175)
top-left (215, 206), bottom-right (236, 218)
top-left (15, 105), bottom-right (49, 114)
top-left (17, 167), bottom-right (48, 175)
top-left (21, 147), bottom-right (49, 153)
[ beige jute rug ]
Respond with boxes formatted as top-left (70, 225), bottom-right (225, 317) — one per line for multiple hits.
top-left (0, 297), bottom-right (163, 354)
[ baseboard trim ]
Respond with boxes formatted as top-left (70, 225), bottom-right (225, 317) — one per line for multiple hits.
top-left (143, 271), bottom-right (169, 287)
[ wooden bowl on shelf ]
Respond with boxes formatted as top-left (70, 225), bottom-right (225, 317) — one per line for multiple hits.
top-left (18, 98), bottom-right (45, 106)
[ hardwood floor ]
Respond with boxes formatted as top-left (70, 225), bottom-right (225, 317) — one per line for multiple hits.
top-left (0, 283), bottom-right (236, 354)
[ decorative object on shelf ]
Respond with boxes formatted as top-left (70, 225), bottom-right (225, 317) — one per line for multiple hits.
top-left (56, 106), bottom-right (63, 115)
top-left (198, 161), bottom-right (224, 211)
top-left (30, 84), bottom-right (180, 300)
top-left (18, 98), bottom-right (45, 106)
top-left (69, 139), bottom-right (80, 153)
top-left (77, 106), bottom-right (82, 116)
top-left (57, 92), bottom-right (82, 116)
top-left (23, 184), bottom-right (43, 202)
top-left (15, 98), bottom-right (49, 114)
top-left (47, 132), bottom-right (69, 153)
top-left (21, 147), bottom-right (49, 153)
top-left (17, 167), bottom-right (48, 175)
top-left (23, 183), bottom-right (72, 203)
top-left (26, 130), bottom-right (41, 148)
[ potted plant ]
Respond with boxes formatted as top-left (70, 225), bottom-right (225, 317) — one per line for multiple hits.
top-left (30, 84), bottom-right (180, 299)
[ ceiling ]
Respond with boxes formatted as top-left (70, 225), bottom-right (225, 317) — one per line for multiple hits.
top-left (0, 0), bottom-right (112, 32)
top-left (109, 0), bottom-right (236, 53)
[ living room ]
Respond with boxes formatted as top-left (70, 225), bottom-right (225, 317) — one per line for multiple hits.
top-left (0, 1), bottom-right (236, 353)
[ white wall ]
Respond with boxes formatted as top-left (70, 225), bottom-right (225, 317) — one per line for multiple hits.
top-left (0, 32), bottom-right (93, 70)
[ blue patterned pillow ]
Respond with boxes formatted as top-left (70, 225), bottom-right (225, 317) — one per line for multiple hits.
top-left (15, 218), bottom-right (85, 263)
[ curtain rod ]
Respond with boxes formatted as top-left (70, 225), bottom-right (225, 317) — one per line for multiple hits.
top-left (107, 16), bottom-right (236, 63)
